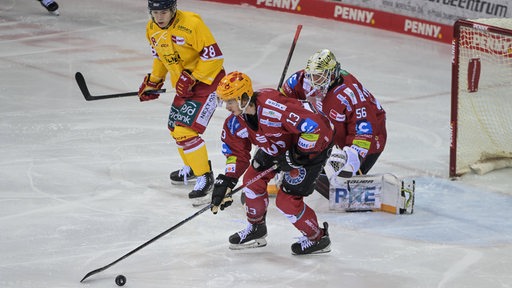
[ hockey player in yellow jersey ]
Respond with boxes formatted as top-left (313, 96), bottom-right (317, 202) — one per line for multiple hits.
top-left (138, 0), bottom-right (225, 205)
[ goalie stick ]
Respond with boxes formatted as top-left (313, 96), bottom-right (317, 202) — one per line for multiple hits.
top-left (75, 72), bottom-right (166, 101)
top-left (79, 165), bottom-right (277, 283)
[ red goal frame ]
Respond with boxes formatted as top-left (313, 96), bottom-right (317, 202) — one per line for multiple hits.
top-left (450, 19), bottom-right (512, 177)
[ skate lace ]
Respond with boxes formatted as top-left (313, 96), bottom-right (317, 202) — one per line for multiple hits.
top-left (238, 223), bottom-right (254, 241)
top-left (193, 174), bottom-right (207, 191)
top-left (179, 166), bottom-right (192, 185)
top-left (296, 236), bottom-right (315, 250)
top-left (41, 0), bottom-right (54, 6)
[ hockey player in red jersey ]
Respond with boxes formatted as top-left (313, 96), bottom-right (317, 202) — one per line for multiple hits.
top-left (281, 49), bottom-right (386, 195)
top-left (210, 71), bottom-right (334, 255)
top-left (138, 0), bottom-right (225, 205)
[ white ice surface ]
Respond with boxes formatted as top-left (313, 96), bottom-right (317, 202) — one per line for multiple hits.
top-left (1, 1), bottom-right (511, 287)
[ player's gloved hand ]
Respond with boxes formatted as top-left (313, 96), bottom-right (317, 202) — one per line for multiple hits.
top-left (251, 149), bottom-right (276, 172)
top-left (175, 70), bottom-right (196, 98)
top-left (211, 174), bottom-right (238, 214)
top-left (338, 146), bottom-right (361, 177)
top-left (138, 73), bottom-right (164, 102)
top-left (277, 149), bottom-right (302, 172)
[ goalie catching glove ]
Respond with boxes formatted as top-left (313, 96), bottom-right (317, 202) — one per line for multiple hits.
top-left (211, 174), bottom-right (238, 214)
top-left (138, 73), bottom-right (164, 101)
top-left (324, 146), bottom-right (361, 179)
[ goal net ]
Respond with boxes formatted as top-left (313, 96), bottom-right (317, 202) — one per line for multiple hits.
top-left (450, 18), bottom-right (512, 177)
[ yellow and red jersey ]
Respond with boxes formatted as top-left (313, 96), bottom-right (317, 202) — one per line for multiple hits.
top-left (145, 10), bottom-right (224, 87)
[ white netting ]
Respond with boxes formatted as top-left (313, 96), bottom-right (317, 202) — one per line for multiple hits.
top-left (453, 18), bottom-right (512, 176)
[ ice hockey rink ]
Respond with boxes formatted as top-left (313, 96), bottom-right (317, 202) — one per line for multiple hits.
top-left (1, 0), bottom-right (512, 287)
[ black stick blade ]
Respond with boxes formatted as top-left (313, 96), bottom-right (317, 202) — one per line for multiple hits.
top-left (75, 72), bottom-right (93, 100)
top-left (74, 71), bottom-right (165, 101)
top-left (80, 266), bottom-right (107, 283)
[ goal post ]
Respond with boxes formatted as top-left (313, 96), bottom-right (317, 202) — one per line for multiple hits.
top-left (450, 18), bottom-right (512, 177)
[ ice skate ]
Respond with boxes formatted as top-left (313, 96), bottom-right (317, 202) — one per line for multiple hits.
top-left (189, 171), bottom-right (214, 207)
top-left (170, 165), bottom-right (196, 185)
top-left (291, 222), bottom-right (331, 255)
top-left (229, 222), bottom-right (267, 250)
top-left (38, 0), bottom-right (59, 16)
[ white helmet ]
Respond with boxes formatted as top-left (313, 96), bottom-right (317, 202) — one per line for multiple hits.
top-left (305, 49), bottom-right (340, 97)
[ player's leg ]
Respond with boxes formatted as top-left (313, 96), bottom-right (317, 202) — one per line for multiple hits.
top-left (277, 163), bottom-right (331, 255)
top-left (171, 126), bottom-right (214, 203)
top-left (229, 167), bottom-right (274, 250)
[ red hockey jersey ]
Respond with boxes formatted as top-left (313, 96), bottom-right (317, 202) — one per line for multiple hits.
top-left (220, 88), bottom-right (334, 179)
top-left (281, 69), bottom-right (386, 159)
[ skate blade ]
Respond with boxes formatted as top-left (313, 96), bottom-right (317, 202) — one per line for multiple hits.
top-left (292, 244), bottom-right (331, 255)
top-left (229, 238), bottom-right (267, 250)
top-left (171, 179), bottom-right (197, 185)
top-left (50, 10), bottom-right (60, 16)
top-left (191, 196), bottom-right (210, 207)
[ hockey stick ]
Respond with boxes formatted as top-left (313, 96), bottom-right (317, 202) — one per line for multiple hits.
top-left (79, 165), bottom-right (276, 283)
top-left (75, 72), bottom-right (166, 101)
top-left (277, 24), bottom-right (302, 90)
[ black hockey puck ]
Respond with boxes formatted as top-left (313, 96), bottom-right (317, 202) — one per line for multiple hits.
top-left (115, 275), bottom-right (126, 286)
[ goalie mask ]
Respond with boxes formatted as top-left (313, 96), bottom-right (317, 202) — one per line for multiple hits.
top-left (216, 71), bottom-right (254, 113)
top-left (305, 49), bottom-right (341, 99)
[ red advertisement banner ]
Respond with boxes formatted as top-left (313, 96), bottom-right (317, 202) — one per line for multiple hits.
top-left (205, 0), bottom-right (453, 44)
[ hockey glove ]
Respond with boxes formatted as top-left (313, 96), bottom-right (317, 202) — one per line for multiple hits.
top-left (175, 70), bottom-right (196, 98)
top-left (277, 149), bottom-right (302, 172)
top-left (251, 149), bottom-right (276, 172)
top-left (138, 73), bottom-right (164, 102)
top-left (338, 146), bottom-right (361, 178)
top-left (211, 174), bottom-right (238, 214)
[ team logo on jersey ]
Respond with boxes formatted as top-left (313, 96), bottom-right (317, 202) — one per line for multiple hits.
top-left (284, 167), bottom-right (307, 185)
top-left (177, 25), bottom-right (192, 34)
top-left (264, 99), bottom-right (287, 111)
top-left (260, 119), bottom-right (282, 128)
top-left (222, 143), bottom-right (232, 156)
top-left (298, 118), bottom-right (318, 133)
top-left (196, 94), bottom-right (217, 127)
top-left (162, 52), bottom-right (180, 65)
top-left (329, 109), bottom-right (346, 122)
top-left (236, 127), bottom-right (249, 139)
top-left (225, 163), bottom-right (236, 174)
top-left (262, 108), bottom-right (282, 120)
top-left (227, 116), bottom-right (241, 135)
top-left (171, 35), bottom-right (185, 45)
top-left (356, 120), bottom-right (373, 135)
top-left (298, 136), bottom-right (316, 150)
top-left (337, 94), bottom-right (352, 111)
top-left (351, 142), bottom-right (369, 158)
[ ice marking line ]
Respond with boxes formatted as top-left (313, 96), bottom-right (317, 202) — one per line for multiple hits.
top-left (437, 249), bottom-right (482, 288)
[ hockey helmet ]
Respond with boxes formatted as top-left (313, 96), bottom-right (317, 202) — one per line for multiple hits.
top-left (216, 71), bottom-right (254, 103)
top-left (148, 0), bottom-right (177, 11)
top-left (305, 49), bottom-right (341, 95)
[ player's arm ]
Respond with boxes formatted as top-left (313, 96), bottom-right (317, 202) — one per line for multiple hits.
top-left (139, 25), bottom-right (167, 101)
top-left (188, 16), bottom-right (224, 85)
top-left (278, 101), bottom-right (331, 170)
top-left (211, 116), bottom-right (251, 214)
top-left (280, 70), bottom-right (306, 100)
